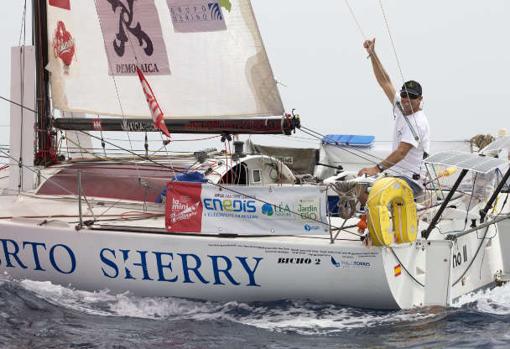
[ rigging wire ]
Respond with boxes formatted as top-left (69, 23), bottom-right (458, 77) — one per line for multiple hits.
top-left (378, 0), bottom-right (406, 85)
top-left (378, 0), bottom-right (422, 149)
top-left (17, 48), bottom-right (26, 193)
top-left (0, 96), bottom-right (38, 114)
top-left (344, 0), bottom-right (367, 40)
top-left (96, 115), bottom-right (107, 157)
top-left (78, 130), bottom-right (344, 232)
top-left (343, 1), bottom-right (441, 215)
top-left (124, 18), bottom-right (176, 175)
top-left (299, 125), bottom-right (417, 178)
top-left (345, 1), bottom-right (425, 176)
top-left (0, 148), bottom-right (96, 216)
top-left (452, 226), bottom-right (490, 287)
top-left (389, 247), bottom-right (424, 287)
top-left (16, 1), bottom-right (29, 194)
top-left (92, 0), bottom-right (144, 187)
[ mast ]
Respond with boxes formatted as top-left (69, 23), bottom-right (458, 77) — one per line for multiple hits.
top-left (33, 0), bottom-right (55, 166)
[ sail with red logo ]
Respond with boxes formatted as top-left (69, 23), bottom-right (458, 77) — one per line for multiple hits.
top-left (45, 0), bottom-right (297, 135)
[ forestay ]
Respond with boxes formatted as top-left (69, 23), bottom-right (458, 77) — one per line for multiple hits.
top-left (166, 182), bottom-right (328, 235)
top-left (46, 0), bottom-right (283, 119)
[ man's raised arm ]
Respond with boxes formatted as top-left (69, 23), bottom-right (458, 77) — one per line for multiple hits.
top-left (364, 38), bottom-right (396, 103)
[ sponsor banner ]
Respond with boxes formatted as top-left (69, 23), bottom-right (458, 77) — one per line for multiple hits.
top-left (49, 0), bottom-right (71, 10)
top-left (166, 183), bottom-right (327, 235)
top-left (52, 20), bottom-right (76, 71)
top-left (166, 182), bottom-right (203, 232)
top-left (167, 0), bottom-right (227, 33)
top-left (95, 0), bottom-right (170, 75)
top-left (46, 2), bottom-right (79, 76)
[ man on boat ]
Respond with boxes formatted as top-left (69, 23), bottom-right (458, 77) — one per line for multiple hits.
top-left (358, 38), bottom-right (430, 197)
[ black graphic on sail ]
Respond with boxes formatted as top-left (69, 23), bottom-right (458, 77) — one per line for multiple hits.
top-left (96, 0), bottom-right (170, 75)
top-left (106, 0), bottom-right (154, 57)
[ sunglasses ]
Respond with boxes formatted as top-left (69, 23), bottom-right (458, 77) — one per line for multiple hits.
top-left (400, 92), bottom-right (420, 100)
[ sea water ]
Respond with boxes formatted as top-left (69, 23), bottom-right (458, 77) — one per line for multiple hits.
top-left (0, 277), bottom-right (509, 348)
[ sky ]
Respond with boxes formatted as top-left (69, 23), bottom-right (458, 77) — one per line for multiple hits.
top-left (1, 0), bottom-right (509, 152)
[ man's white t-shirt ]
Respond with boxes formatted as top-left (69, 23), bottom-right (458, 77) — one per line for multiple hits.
top-left (391, 96), bottom-right (430, 182)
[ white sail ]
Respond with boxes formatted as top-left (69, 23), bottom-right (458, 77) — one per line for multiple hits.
top-left (46, 0), bottom-right (284, 119)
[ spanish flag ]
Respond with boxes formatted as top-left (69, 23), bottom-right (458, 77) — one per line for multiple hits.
top-left (394, 264), bottom-right (402, 277)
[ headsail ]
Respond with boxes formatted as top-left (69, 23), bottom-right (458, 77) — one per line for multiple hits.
top-left (46, 0), bottom-right (284, 119)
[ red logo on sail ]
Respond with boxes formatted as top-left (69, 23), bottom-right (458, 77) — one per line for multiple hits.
top-left (136, 66), bottom-right (171, 139)
top-left (49, 0), bottom-right (71, 10)
top-left (166, 182), bottom-right (203, 233)
top-left (52, 21), bottom-right (75, 68)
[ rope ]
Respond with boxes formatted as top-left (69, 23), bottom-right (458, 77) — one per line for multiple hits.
top-left (389, 247), bottom-right (424, 287)
top-left (452, 226), bottom-right (490, 287)
top-left (64, 135), bottom-right (105, 160)
top-left (378, 0), bottom-right (422, 141)
top-left (0, 148), bottom-right (96, 217)
top-left (79, 130), bottom-right (342, 231)
top-left (344, 0), bottom-right (367, 39)
top-left (343, 1), bottom-right (428, 184)
top-left (93, 0), bottom-right (144, 194)
top-left (378, 0), bottom-right (406, 84)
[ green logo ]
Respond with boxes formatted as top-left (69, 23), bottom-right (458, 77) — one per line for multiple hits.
top-left (220, 0), bottom-right (232, 12)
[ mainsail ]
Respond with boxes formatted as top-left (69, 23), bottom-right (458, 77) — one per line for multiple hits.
top-left (46, 0), bottom-right (284, 120)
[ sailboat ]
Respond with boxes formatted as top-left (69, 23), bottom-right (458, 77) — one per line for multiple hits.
top-left (0, 0), bottom-right (509, 310)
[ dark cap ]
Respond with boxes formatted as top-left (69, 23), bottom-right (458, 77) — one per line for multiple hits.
top-left (400, 80), bottom-right (422, 97)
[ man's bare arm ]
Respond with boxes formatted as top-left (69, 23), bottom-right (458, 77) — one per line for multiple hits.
top-left (364, 39), bottom-right (396, 104)
top-left (358, 142), bottom-right (413, 177)
top-left (379, 142), bottom-right (413, 170)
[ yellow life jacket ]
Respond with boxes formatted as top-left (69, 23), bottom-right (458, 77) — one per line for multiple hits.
top-left (367, 177), bottom-right (418, 246)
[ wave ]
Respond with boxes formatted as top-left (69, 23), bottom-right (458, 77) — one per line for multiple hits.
top-left (0, 276), bottom-right (506, 335)
top-left (14, 279), bottom-right (446, 335)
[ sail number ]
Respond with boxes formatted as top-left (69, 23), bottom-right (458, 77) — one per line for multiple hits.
top-left (277, 257), bottom-right (321, 265)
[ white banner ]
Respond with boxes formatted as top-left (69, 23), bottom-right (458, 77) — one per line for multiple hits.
top-left (166, 183), bottom-right (328, 235)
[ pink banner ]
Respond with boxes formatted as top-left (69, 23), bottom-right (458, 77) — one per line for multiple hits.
top-left (167, 0), bottom-right (227, 33)
top-left (95, 0), bottom-right (170, 75)
top-left (166, 182), bottom-right (203, 233)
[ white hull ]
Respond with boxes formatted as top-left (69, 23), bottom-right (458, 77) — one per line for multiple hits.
top-left (0, 213), bottom-right (505, 310)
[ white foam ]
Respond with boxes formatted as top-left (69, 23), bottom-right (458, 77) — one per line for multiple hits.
top-left (20, 280), bottom-right (120, 316)
top-left (15, 279), bottom-right (453, 335)
top-left (454, 282), bottom-right (510, 315)
top-left (18, 279), bottom-right (225, 320)
top-left (233, 303), bottom-right (440, 335)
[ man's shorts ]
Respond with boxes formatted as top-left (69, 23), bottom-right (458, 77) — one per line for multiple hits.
top-left (395, 176), bottom-right (423, 198)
